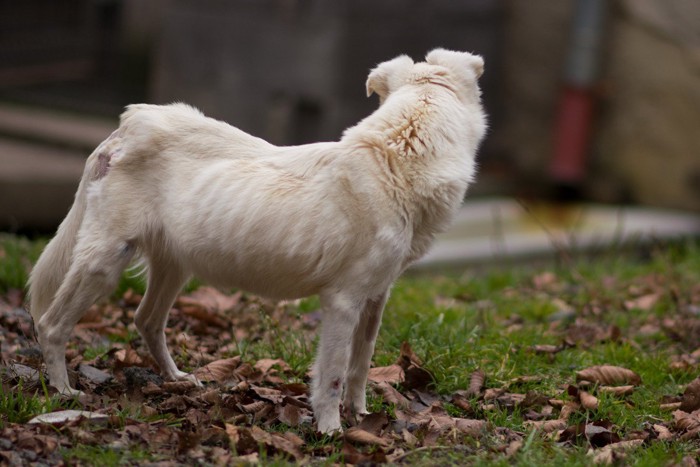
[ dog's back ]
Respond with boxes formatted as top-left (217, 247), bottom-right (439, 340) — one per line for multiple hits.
top-left (118, 103), bottom-right (274, 162)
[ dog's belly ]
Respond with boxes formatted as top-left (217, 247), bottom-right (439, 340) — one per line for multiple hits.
top-left (184, 247), bottom-right (332, 300)
top-left (163, 209), bottom-right (372, 300)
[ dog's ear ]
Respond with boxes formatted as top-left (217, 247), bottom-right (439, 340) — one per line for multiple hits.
top-left (366, 55), bottom-right (414, 99)
top-left (425, 48), bottom-right (484, 79)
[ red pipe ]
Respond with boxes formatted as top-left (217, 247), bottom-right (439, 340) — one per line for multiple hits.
top-left (548, 0), bottom-right (607, 190)
top-left (550, 86), bottom-right (595, 184)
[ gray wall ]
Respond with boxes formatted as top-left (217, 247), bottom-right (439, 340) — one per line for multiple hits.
top-left (151, 0), bottom-right (504, 148)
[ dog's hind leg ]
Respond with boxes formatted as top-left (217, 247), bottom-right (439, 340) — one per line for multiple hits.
top-left (343, 290), bottom-right (389, 421)
top-left (35, 228), bottom-right (135, 395)
top-left (311, 292), bottom-right (366, 433)
top-left (134, 260), bottom-right (198, 385)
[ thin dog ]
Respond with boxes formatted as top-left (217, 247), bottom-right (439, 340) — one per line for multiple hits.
top-left (28, 49), bottom-right (487, 433)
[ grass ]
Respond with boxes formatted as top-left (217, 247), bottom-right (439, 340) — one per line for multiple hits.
top-left (0, 379), bottom-right (71, 426)
top-left (61, 445), bottom-right (158, 466)
top-left (1, 234), bottom-right (700, 464)
top-left (0, 234), bottom-right (46, 292)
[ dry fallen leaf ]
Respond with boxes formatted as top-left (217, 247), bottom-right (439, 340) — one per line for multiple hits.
top-left (454, 418), bottom-right (487, 436)
top-left (193, 356), bottom-right (241, 383)
top-left (251, 385), bottom-right (284, 404)
top-left (680, 377), bottom-right (700, 413)
top-left (255, 358), bottom-right (291, 374)
top-left (579, 391), bottom-right (599, 411)
top-left (530, 344), bottom-right (563, 355)
top-left (598, 385), bottom-right (635, 396)
top-left (278, 403), bottom-right (301, 427)
top-left (14, 433), bottom-right (59, 457)
top-left (466, 369), bottom-right (486, 398)
top-left (559, 401), bottom-right (581, 420)
top-left (28, 410), bottom-right (109, 425)
top-left (398, 341), bottom-right (423, 366)
top-left (225, 423), bottom-right (241, 446)
top-left (198, 388), bottom-right (222, 404)
top-left (401, 428), bottom-right (418, 447)
top-left (624, 293), bottom-right (660, 311)
top-left (344, 426), bottom-right (389, 448)
top-left (509, 375), bottom-right (544, 386)
top-left (588, 439), bottom-right (644, 465)
top-left (367, 364), bottom-right (404, 385)
top-left (113, 348), bottom-right (144, 367)
top-left (484, 387), bottom-right (506, 401)
top-left (78, 364), bottom-right (112, 385)
top-left (250, 426), bottom-right (304, 460)
top-left (661, 402), bottom-right (683, 411)
top-left (396, 342), bottom-right (434, 391)
top-left (372, 381), bottom-right (410, 409)
top-left (523, 419), bottom-right (567, 433)
top-left (673, 409), bottom-right (700, 433)
top-left (358, 412), bottom-right (389, 436)
top-left (177, 286), bottom-right (242, 314)
top-left (340, 442), bottom-right (381, 465)
top-left (532, 271), bottom-right (558, 289)
top-left (678, 456), bottom-right (700, 467)
top-left (162, 380), bottom-right (198, 394)
top-left (653, 423), bottom-right (673, 441)
top-left (565, 324), bottom-right (620, 347)
top-left (576, 365), bottom-right (642, 386)
top-left (181, 306), bottom-right (230, 328)
top-left (586, 422), bottom-right (620, 447)
top-left (451, 392), bottom-right (474, 414)
top-left (559, 420), bottom-right (620, 447)
top-left (141, 381), bottom-right (163, 395)
top-left (239, 400), bottom-right (268, 415)
top-left (505, 439), bottom-right (523, 458)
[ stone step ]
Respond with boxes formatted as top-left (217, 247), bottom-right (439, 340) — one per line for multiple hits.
top-left (0, 103), bottom-right (116, 230)
top-left (0, 102), bottom-right (115, 152)
top-left (0, 138), bottom-right (84, 230)
top-left (416, 198), bottom-right (700, 268)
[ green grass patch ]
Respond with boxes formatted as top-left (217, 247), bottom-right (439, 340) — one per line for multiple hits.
top-left (0, 234), bottom-right (46, 293)
top-left (61, 444), bottom-right (158, 466)
top-left (0, 379), bottom-right (76, 426)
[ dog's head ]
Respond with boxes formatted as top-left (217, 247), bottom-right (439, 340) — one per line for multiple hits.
top-left (366, 49), bottom-right (484, 104)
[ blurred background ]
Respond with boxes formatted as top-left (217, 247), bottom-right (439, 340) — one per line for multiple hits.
top-left (0, 0), bottom-right (698, 234)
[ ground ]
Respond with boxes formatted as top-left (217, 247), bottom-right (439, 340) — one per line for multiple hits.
top-left (1, 235), bottom-right (700, 465)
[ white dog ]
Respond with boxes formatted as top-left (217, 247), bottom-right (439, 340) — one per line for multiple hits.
top-left (28, 49), bottom-right (486, 433)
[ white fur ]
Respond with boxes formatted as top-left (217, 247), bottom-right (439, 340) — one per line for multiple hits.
top-left (28, 49), bottom-right (486, 433)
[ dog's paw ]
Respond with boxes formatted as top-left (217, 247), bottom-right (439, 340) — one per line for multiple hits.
top-left (57, 387), bottom-right (86, 398)
top-left (316, 413), bottom-right (343, 434)
top-left (173, 371), bottom-right (203, 387)
top-left (317, 422), bottom-right (343, 435)
top-left (343, 405), bottom-right (369, 426)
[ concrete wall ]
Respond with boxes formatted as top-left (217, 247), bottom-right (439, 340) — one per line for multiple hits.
top-left (596, 0), bottom-right (700, 210)
top-left (500, 0), bottom-right (700, 210)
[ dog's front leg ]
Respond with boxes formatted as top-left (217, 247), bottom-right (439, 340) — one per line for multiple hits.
top-left (343, 290), bottom-right (389, 421)
top-left (311, 293), bottom-right (363, 434)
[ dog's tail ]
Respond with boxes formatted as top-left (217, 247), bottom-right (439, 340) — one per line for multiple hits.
top-left (27, 131), bottom-right (119, 324)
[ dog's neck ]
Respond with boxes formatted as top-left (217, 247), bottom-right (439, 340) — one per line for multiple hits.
top-left (347, 83), bottom-right (482, 190)
top-left (342, 83), bottom-right (484, 265)
top-left (348, 90), bottom-right (438, 154)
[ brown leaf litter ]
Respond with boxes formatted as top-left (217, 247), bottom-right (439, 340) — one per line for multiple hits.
top-left (1, 267), bottom-right (700, 465)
